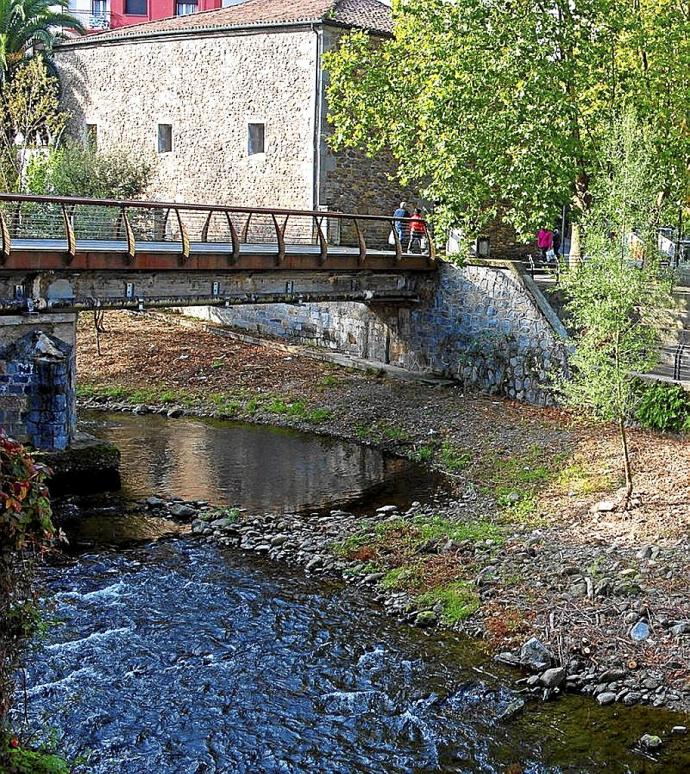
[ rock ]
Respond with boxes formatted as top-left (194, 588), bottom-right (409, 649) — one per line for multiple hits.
top-left (670, 622), bottom-right (690, 636)
top-left (597, 692), bottom-right (616, 706)
top-left (362, 572), bottom-right (385, 585)
top-left (270, 534), bottom-right (289, 546)
top-left (376, 505), bottom-right (399, 515)
top-left (540, 667), bottom-right (566, 688)
top-left (146, 496), bottom-right (166, 508)
top-left (639, 734), bottom-right (663, 751)
top-left (630, 621), bottom-right (651, 642)
top-left (414, 610), bottom-right (438, 627)
top-left (599, 668), bottom-right (627, 681)
top-left (636, 545), bottom-right (653, 560)
top-left (494, 652), bottom-right (521, 667)
top-left (498, 697), bottom-right (525, 720)
top-left (671, 726), bottom-right (687, 736)
top-left (167, 408), bottom-right (183, 418)
top-left (519, 637), bottom-right (553, 671)
top-left (593, 500), bottom-right (616, 513)
top-left (622, 692), bottom-right (642, 706)
top-left (170, 503), bottom-right (197, 519)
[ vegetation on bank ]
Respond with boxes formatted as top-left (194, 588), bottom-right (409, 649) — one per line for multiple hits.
top-left (77, 382), bottom-right (334, 425)
top-left (0, 433), bottom-right (69, 773)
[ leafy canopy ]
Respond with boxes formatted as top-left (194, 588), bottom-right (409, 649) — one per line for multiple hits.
top-left (324, 0), bottom-right (690, 238)
top-left (0, 0), bottom-right (83, 73)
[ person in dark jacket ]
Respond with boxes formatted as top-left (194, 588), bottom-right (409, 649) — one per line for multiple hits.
top-left (393, 201), bottom-right (410, 248)
top-left (552, 226), bottom-right (562, 260)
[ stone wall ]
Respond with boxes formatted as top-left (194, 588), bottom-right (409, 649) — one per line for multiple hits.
top-left (0, 315), bottom-right (77, 449)
top-left (185, 260), bottom-right (569, 405)
top-left (55, 29), bottom-right (318, 209)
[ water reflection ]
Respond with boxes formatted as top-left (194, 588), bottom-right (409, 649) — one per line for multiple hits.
top-left (80, 411), bottom-right (441, 514)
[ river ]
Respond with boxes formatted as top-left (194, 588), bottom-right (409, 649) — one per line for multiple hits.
top-left (15, 413), bottom-right (690, 772)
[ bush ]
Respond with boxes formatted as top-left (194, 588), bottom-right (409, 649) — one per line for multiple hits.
top-left (26, 141), bottom-right (152, 199)
top-left (635, 382), bottom-right (690, 433)
top-left (0, 433), bottom-right (55, 761)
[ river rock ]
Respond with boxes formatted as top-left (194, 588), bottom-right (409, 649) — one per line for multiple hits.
top-left (170, 503), bottom-right (197, 519)
top-left (498, 697), bottom-right (525, 720)
top-left (146, 496), bottom-right (166, 508)
top-left (630, 621), bottom-right (650, 642)
top-left (519, 637), bottom-right (553, 671)
top-left (670, 622), bottom-right (690, 636)
top-left (597, 692), bottom-right (616, 706)
top-left (639, 734), bottom-right (663, 751)
top-left (376, 505), bottom-right (399, 515)
top-left (167, 408), bottom-right (183, 418)
top-left (414, 611), bottom-right (438, 627)
top-left (671, 726), bottom-right (688, 736)
top-left (540, 667), bottom-right (566, 688)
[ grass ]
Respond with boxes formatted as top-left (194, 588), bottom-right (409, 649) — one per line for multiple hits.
top-left (439, 441), bottom-right (472, 473)
top-left (416, 581), bottom-right (480, 625)
top-left (412, 445), bottom-right (434, 462)
top-left (555, 460), bottom-right (617, 496)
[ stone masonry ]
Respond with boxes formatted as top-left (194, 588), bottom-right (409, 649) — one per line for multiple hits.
top-left (186, 260), bottom-right (570, 405)
top-left (0, 315), bottom-right (77, 450)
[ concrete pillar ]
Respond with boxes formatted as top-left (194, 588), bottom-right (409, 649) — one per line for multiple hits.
top-left (0, 314), bottom-right (77, 450)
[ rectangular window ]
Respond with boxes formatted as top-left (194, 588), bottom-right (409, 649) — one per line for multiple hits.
top-left (92, 0), bottom-right (107, 15)
top-left (248, 123), bottom-right (265, 156)
top-left (176, 1), bottom-right (197, 14)
top-left (124, 0), bottom-right (147, 15)
top-left (157, 123), bottom-right (172, 154)
top-left (85, 123), bottom-right (97, 149)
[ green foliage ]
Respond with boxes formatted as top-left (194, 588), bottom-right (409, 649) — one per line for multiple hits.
top-left (0, 0), bottom-right (84, 73)
top-left (323, 1), bottom-right (689, 240)
top-left (1, 745), bottom-right (70, 774)
top-left (416, 582), bottom-right (480, 625)
top-left (439, 441), bottom-right (471, 473)
top-left (0, 433), bottom-right (55, 746)
top-left (27, 140), bottom-right (152, 199)
top-left (304, 407), bottom-right (332, 424)
top-left (412, 444), bottom-right (433, 462)
top-left (0, 55), bottom-right (68, 191)
top-left (635, 382), bottom-right (690, 433)
top-left (0, 433), bottom-right (53, 552)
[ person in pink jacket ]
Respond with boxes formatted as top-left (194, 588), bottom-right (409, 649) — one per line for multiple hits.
top-left (537, 226), bottom-right (553, 263)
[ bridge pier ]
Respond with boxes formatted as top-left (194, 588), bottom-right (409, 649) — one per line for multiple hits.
top-left (0, 314), bottom-right (77, 450)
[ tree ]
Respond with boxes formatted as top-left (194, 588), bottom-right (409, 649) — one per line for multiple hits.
top-left (0, 0), bottom-right (83, 74)
top-left (27, 141), bottom-right (153, 199)
top-left (559, 110), bottom-right (674, 506)
top-left (0, 55), bottom-right (68, 191)
top-left (323, 1), bottom-right (689, 247)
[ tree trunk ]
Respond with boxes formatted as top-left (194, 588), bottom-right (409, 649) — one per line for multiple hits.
top-left (618, 417), bottom-right (633, 510)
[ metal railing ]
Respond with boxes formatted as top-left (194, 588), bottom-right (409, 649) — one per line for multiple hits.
top-left (0, 193), bottom-right (436, 269)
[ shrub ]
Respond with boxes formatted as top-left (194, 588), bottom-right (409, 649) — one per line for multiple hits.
top-left (635, 382), bottom-right (690, 433)
top-left (27, 141), bottom-right (152, 200)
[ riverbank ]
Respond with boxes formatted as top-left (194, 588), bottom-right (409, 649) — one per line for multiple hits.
top-left (75, 310), bottom-right (690, 715)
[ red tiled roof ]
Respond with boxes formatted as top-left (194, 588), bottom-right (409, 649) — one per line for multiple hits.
top-left (61, 0), bottom-right (392, 45)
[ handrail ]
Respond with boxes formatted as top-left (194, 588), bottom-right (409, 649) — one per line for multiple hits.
top-left (0, 192), bottom-right (427, 227)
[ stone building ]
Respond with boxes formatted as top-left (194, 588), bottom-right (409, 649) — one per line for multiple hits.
top-left (54, 0), bottom-right (410, 216)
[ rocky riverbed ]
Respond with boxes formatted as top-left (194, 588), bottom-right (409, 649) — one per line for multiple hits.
top-left (74, 311), bottom-right (690, 718)
top-left (80, 486), bottom-right (689, 723)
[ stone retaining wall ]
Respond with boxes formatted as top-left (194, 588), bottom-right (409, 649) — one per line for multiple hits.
top-left (0, 315), bottom-right (77, 449)
top-left (185, 260), bottom-right (569, 405)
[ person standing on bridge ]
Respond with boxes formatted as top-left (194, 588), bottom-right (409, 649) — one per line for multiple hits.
top-left (536, 225), bottom-right (553, 264)
top-left (408, 208), bottom-right (427, 253)
top-left (393, 202), bottom-right (410, 249)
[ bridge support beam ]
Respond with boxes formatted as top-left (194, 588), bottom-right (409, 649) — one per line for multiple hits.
top-left (0, 314), bottom-right (77, 450)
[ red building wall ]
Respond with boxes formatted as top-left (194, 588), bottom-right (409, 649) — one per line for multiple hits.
top-left (109, 0), bottom-right (223, 29)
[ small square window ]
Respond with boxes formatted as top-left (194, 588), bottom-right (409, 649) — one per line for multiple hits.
top-left (125, 0), bottom-right (147, 14)
top-left (85, 123), bottom-right (97, 149)
top-left (158, 124), bottom-right (172, 154)
top-left (248, 123), bottom-right (265, 156)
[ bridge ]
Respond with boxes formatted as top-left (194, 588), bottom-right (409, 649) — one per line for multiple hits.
top-left (0, 193), bottom-right (436, 313)
top-left (0, 193), bottom-right (439, 452)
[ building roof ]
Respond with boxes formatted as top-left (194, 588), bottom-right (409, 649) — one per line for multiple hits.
top-left (60, 0), bottom-right (393, 46)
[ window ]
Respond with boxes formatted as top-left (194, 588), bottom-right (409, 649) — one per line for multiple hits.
top-left (248, 123), bottom-right (265, 156)
top-left (92, 0), bottom-right (107, 15)
top-left (157, 124), bottom-right (172, 153)
top-left (176, 0), bottom-right (197, 14)
top-left (85, 123), bottom-right (98, 149)
top-left (124, 0), bottom-right (147, 15)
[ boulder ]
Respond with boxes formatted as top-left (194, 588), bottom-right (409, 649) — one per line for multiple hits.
top-left (639, 734), bottom-right (663, 751)
top-left (540, 667), bottom-right (566, 688)
top-left (519, 637), bottom-right (553, 671)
